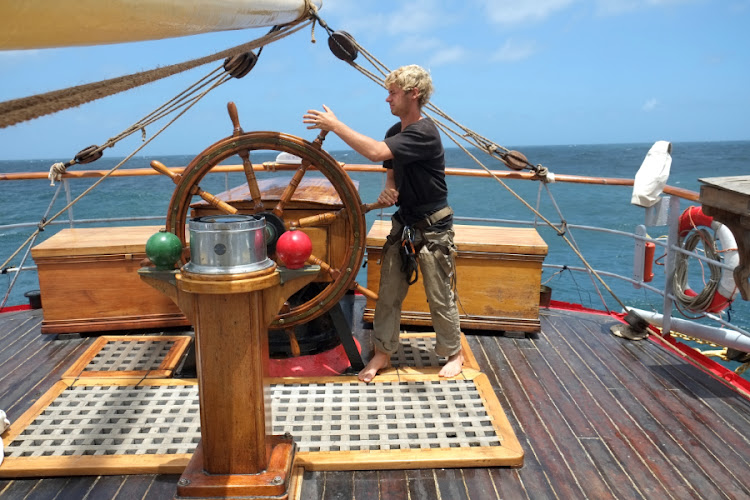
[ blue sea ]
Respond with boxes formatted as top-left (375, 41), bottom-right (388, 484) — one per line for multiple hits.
top-left (1, 140), bottom-right (749, 370)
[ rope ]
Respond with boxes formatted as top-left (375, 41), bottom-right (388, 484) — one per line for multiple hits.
top-left (0, 20), bottom-right (311, 129)
top-left (316, 25), bottom-right (631, 312)
top-left (673, 228), bottom-right (722, 314)
top-left (1, 65), bottom-right (233, 274)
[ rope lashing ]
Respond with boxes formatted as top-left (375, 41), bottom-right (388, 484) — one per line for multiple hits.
top-left (48, 145), bottom-right (104, 185)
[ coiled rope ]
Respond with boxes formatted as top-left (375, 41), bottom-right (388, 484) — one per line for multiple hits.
top-left (673, 228), bottom-right (722, 314)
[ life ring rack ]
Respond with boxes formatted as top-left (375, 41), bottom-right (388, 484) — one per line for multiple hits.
top-left (674, 206), bottom-right (739, 313)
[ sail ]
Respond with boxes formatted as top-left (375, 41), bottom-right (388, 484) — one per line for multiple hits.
top-left (0, 0), bottom-right (321, 50)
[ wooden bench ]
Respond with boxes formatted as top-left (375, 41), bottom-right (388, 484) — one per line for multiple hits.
top-left (363, 221), bottom-right (548, 332)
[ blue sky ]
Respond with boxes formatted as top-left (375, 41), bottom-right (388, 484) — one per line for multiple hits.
top-left (0, 0), bottom-right (748, 160)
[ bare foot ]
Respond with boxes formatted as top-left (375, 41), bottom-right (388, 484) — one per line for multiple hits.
top-left (439, 350), bottom-right (464, 378)
top-left (358, 350), bottom-right (390, 382)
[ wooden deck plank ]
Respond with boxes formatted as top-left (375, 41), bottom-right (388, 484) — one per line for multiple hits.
top-left (0, 479), bottom-right (38, 499)
top-left (55, 476), bottom-right (101, 500)
top-left (0, 313), bottom-right (41, 366)
top-left (0, 337), bottom-right (87, 419)
top-left (112, 475), bottom-right (154, 500)
top-left (378, 470), bottom-right (409, 498)
top-left (351, 470), bottom-right (380, 500)
top-left (498, 334), bottom-right (615, 498)
top-left (553, 310), bottom-right (749, 497)
top-left (76, 471), bottom-right (126, 498)
top-left (20, 476), bottom-right (69, 500)
top-left (469, 333), bottom-right (586, 499)
top-left (405, 469), bottom-right (439, 500)
top-left (539, 311), bottom-right (691, 499)
top-left (467, 334), bottom-right (561, 500)
top-left (580, 437), bottom-right (651, 500)
top-left (320, 470), bottom-right (353, 500)
top-left (143, 475), bottom-right (181, 500)
top-left (617, 343), bottom-right (750, 492)
top-left (466, 335), bottom-right (557, 500)
top-left (2, 303), bottom-right (750, 499)
top-left (434, 468), bottom-right (470, 500)
top-left (461, 468), bottom-right (499, 500)
top-left (298, 469), bottom-right (325, 499)
top-left (644, 339), bottom-right (750, 430)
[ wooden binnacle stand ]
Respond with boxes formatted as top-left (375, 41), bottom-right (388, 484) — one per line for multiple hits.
top-left (140, 263), bottom-right (319, 499)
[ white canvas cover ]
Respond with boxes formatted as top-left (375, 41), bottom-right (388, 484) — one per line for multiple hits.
top-left (631, 141), bottom-right (673, 207)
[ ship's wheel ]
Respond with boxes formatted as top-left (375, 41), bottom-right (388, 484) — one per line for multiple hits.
top-left (154, 102), bottom-right (378, 329)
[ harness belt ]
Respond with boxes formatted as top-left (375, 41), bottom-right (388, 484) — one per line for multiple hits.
top-left (382, 206), bottom-right (454, 285)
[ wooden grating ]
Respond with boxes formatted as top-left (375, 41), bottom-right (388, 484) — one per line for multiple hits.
top-left (61, 336), bottom-right (192, 380)
top-left (1, 334), bottom-right (522, 477)
top-left (390, 332), bottom-right (480, 375)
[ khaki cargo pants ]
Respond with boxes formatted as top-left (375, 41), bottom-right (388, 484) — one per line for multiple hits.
top-left (372, 217), bottom-right (462, 358)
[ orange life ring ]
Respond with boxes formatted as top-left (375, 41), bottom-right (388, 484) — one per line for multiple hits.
top-left (677, 206), bottom-right (739, 313)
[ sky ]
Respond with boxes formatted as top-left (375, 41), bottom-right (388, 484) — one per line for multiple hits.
top-left (0, 0), bottom-right (748, 161)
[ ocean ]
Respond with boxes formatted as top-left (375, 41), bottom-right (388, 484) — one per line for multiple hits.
top-left (1, 140), bottom-right (749, 369)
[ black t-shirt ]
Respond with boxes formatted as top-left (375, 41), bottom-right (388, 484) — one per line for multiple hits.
top-left (383, 117), bottom-right (448, 225)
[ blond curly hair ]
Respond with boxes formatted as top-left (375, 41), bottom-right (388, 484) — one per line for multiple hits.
top-left (384, 65), bottom-right (434, 108)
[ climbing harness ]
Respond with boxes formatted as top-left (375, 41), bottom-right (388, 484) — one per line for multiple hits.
top-left (381, 206), bottom-right (455, 287)
top-left (400, 226), bottom-right (419, 285)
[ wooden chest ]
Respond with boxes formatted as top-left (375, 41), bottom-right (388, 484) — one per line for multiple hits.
top-left (363, 221), bottom-right (548, 332)
top-left (31, 226), bottom-right (189, 334)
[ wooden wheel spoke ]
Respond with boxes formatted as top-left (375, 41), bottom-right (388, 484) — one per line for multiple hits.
top-left (362, 201), bottom-right (390, 214)
top-left (306, 253), bottom-right (341, 280)
top-left (291, 209), bottom-right (344, 229)
top-left (271, 160), bottom-right (309, 219)
top-left (351, 281), bottom-right (378, 301)
top-left (238, 149), bottom-right (264, 212)
top-left (151, 160), bottom-right (237, 215)
top-left (305, 252), bottom-right (378, 300)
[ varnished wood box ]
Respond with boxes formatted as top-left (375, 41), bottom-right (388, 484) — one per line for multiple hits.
top-left (364, 221), bottom-right (548, 332)
top-left (31, 226), bottom-right (189, 334)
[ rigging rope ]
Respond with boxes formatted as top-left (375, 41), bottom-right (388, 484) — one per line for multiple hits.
top-left (1, 71), bottom-right (230, 274)
top-left (311, 16), bottom-right (630, 312)
top-left (0, 15), bottom-right (317, 273)
top-left (0, 20), bottom-right (311, 129)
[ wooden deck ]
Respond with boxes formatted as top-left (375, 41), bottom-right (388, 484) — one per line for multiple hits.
top-left (2, 298), bottom-right (750, 499)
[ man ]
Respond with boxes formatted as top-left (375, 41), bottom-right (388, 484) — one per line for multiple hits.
top-left (303, 64), bottom-right (463, 382)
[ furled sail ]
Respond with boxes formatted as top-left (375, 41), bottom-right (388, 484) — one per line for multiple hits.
top-left (0, 0), bottom-right (322, 50)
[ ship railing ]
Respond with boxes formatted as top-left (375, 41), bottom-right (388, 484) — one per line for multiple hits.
top-left (1, 164), bottom-right (747, 358)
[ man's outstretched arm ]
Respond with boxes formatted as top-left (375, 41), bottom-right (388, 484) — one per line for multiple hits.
top-left (303, 105), bottom-right (393, 162)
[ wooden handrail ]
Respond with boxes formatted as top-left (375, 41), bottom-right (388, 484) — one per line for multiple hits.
top-left (0, 163), bottom-right (700, 201)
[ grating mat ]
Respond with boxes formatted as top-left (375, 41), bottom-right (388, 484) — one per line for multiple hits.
top-left (62, 336), bottom-right (192, 380)
top-left (0, 372), bottom-right (522, 476)
top-left (391, 333), bottom-right (480, 374)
